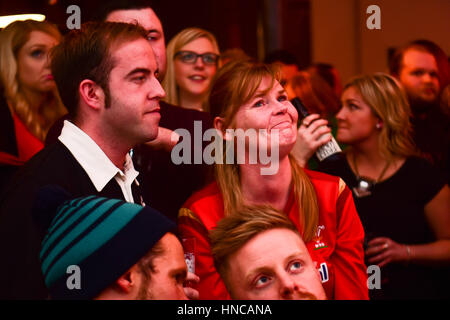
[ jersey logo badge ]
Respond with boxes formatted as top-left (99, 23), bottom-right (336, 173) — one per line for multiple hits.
top-left (313, 225), bottom-right (327, 250)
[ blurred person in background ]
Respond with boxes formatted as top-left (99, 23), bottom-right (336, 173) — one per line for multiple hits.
top-left (264, 49), bottom-right (299, 87)
top-left (220, 48), bottom-right (251, 66)
top-left (307, 63), bottom-right (343, 98)
top-left (0, 20), bottom-right (66, 191)
top-left (163, 27), bottom-right (220, 111)
top-left (285, 70), bottom-right (342, 169)
top-left (390, 39), bottom-right (449, 183)
top-left (286, 70), bottom-right (340, 118)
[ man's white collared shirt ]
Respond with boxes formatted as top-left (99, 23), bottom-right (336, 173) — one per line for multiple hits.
top-left (58, 120), bottom-right (141, 204)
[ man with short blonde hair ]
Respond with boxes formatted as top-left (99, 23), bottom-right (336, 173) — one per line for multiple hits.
top-left (210, 206), bottom-right (327, 300)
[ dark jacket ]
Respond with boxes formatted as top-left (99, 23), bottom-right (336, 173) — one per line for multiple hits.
top-left (0, 141), bottom-right (132, 299)
top-left (45, 101), bottom-right (215, 222)
top-left (133, 101), bottom-right (214, 221)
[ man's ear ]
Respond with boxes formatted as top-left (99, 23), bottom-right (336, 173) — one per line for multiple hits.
top-left (114, 265), bottom-right (140, 294)
top-left (214, 116), bottom-right (232, 141)
top-left (79, 79), bottom-right (105, 111)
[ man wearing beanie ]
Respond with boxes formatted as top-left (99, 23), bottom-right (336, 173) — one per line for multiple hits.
top-left (39, 190), bottom-right (188, 300)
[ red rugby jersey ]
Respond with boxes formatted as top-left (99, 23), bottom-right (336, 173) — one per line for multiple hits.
top-left (178, 169), bottom-right (369, 300)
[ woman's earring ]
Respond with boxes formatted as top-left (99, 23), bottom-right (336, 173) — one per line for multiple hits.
top-left (376, 123), bottom-right (382, 129)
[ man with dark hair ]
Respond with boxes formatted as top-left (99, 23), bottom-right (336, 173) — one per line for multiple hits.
top-left (45, 0), bottom-right (213, 221)
top-left (390, 40), bottom-right (449, 183)
top-left (210, 206), bottom-right (326, 300)
top-left (101, 0), bottom-right (214, 222)
top-left (37, 188), bottom-right (187, 300)
top-left (0, 21), bottom-right (164, 299)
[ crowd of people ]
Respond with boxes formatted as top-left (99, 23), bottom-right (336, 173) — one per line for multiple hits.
top-left (0, 0), bottom-right (448, 300)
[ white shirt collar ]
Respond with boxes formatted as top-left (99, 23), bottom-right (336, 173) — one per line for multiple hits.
top-left (58, 120), bottom-right (139, 193)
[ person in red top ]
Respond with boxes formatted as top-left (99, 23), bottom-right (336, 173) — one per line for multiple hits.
top-left (178, 60), bottom-right (368, 300)
top-left (0, 20), bottom-right (66, 165)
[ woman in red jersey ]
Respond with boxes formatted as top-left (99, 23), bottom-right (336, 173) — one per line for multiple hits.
top-left (178, 60), bottom-right (368, 300)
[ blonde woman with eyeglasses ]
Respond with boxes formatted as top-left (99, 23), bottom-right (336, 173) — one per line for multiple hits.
top-left (163, 27), bottom-right (220, 111)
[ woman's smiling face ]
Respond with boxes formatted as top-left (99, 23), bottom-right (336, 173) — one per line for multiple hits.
top-left (231, 76), bottom-right (298, 156)
top-left (174, 37), bottom-right (219, 99)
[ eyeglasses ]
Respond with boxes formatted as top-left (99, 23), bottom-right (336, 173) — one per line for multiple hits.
top-left (174, 51), bottom-right (219, 65)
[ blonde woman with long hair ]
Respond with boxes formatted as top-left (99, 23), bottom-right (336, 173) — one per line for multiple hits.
top-left (319, 73), bottom-right (450, 299)
top-left (178, 60), bottom-right (368, 300)
top-left (0, 20), bottom-right (66, 164)
top-left (163, 27), bottom-right (219, 111)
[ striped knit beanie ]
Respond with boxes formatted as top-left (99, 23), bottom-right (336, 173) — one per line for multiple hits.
top-left (39, 194), bottom-right (175, 300)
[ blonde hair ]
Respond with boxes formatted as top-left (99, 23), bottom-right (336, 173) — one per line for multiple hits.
top-left (0, 20), bottom-right (66, 141)
top-left (210, 205), bottom-right (299, 288)
top-left (209, 60), bottom-right (319, 241)
top-left (344, 73), bottom-right (417, 159)
top-left (162, 27), bottom-right (220, 106)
